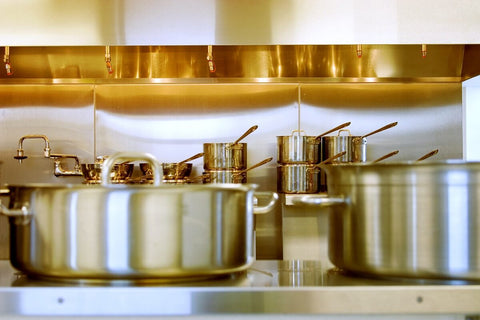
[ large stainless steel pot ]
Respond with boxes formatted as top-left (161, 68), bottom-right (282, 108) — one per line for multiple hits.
top-left (0, 152), bottom-right (278, 281)
top-left (293, 160), bottom-right (480, 281)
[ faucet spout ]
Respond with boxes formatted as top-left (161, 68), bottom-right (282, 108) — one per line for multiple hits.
top-left (50, 153), bottom-right (83, 177)
top-left (14, 134), bottom-right (52, 162)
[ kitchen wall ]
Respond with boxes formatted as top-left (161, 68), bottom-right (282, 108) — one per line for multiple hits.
top-left (0, 82), bottom-right (462, 260)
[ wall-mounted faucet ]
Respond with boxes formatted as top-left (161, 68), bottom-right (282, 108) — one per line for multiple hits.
top-left (50, 154), bottom-right (83, 177)
top-left (14, 134), bottom-right (52, 163)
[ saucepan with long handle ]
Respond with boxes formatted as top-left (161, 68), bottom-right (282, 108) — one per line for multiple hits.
top-left (277, 122), bottom-right (351, 164)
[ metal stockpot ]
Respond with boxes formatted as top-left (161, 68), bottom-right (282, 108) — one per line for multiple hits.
top-left (202, 169), bottom-right (247, 184)
top-left (277, 130), bottom-right (320, 164)
top-left (276, 164), bottom-right (320, 193)
top-left (293, 160), bottom-right (480, 281)
top-left (203, 142), bottom-right (247, 170)
top-left (277, 123), bottom-right (351, 164)
top-left (321, 122), bottom-right (398, 163)
top-left (203, 157), bottom-right (273, 184)
top-left (321, 129), bottom-right (367, 163)
top-left (0, 152), bottom-right (278, 281)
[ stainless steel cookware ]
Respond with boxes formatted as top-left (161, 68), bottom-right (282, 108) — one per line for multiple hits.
top-left (0, 152), bottom-right (278, 281)
top-left (81, 163), bottom-right (134, 184)
top-left (277, 122), bottom-right (351, 164)
top-left (321, 122), bottom-right (398, 163)
top-left (139, 152), bottom-right (203, 183)
top-left (276, 130), bottom-right (319, 164)
top-left (203, 125), bottom-right (258, 170)
top-left (277, 152), bottom-right (346, 194)
top-left (203, 157), bottom-right (272, 184)
top-left (202, 169), bottom-right (247, 184)
top-left (293, 160), bottom-right (480, 280)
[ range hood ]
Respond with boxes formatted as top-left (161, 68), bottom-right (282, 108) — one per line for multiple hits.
top-left (1, 45), bottom-right (479, 82)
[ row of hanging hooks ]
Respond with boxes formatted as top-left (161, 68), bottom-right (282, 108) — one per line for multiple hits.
top-left (1, 44), bottom-right (430, 77)
top-left (355, 44), bottom-right (428, 58)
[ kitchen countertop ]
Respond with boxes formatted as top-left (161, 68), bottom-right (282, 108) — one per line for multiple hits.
top-left (0, 260), bottom-right (480, 318)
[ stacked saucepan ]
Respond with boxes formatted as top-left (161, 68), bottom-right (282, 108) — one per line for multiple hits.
top-left (318, 121), bottom-right (400, 190)
top-left (202, 125), bottom-right (272, 184)
top-left (277, 121), bottom-right (401, 193)
top-left (276, 122), bottom-right (351, 193)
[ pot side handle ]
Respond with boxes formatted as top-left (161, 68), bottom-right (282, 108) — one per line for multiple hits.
top-left (102, 152), bottom-right (163, 186)
top-left (253, 192), bottom-right (279, 214)
top-left (290, 194), bottom-right (348, 207)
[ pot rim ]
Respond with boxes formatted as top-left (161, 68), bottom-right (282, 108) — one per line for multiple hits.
top-left (321, 159), bottom-right (476, 169)
top-left (2, 182), bottom-right (259, 192)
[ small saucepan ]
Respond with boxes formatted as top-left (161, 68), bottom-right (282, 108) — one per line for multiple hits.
top-left (321, 122), bottom-right (398, 163)
top-left (81, 156), bottom-right (134, 184)
top-left (277, 122), bottom-right (351, 164)
top-left (203, 125), bottom-right (258, 170)
top-left (203, 157), bottom-right (273, 184)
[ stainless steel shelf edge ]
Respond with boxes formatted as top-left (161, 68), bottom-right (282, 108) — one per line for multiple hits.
top-left (0, 286), bottom-right (480, 316)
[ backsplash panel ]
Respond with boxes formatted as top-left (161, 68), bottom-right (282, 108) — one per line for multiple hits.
top-left (0, 82), bottom-right (462, 260)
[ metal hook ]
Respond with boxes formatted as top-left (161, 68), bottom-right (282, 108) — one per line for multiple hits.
top-left (105, 46), bottom-right (113, 74)
top-left (207, 45), bottom-right (216, 73)
top-left (3, 46), bottom-right (13, 76)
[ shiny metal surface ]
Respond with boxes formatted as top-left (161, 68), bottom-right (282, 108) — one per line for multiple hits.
top-left (203, 143), bottom-right (247, 170)
top-left (80, 163), bottom-right (134, 184)
top-left (0, 45), bottom-right (477, 81)
top-left (321, 130), bottom-right (368, 163)
top-left (293, 160), bottom-right (480, 280)
top-left (1, 183), bottom-right (269, 280)
top-left (202, 169), bottom-right (247, 184)
top-left (1, 0), bottom-right (480, 46)
top-left (277, 131), bottom-right (320, 164)
top-left (0, 260), bottom-right (480, 317)
top-left (277, 164), bottom-right (320, 194)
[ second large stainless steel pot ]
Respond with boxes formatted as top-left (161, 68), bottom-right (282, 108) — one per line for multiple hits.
top-left (293, 160), bottom-right (480, 281)
top-left (0, 152), bottom-right (278, 281)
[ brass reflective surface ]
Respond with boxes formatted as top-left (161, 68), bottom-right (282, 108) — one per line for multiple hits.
top-left (0, 45), bottom-right (477, 82)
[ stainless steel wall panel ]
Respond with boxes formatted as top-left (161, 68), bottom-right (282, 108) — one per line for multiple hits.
top-left (94, 84), bottom-right (298, 183)
top-left (0, 82), bottom-right (464, 261)
top-left (0, 84), bottom-right (94, 259)
top-left (301, 83), bottom-right (462, 161)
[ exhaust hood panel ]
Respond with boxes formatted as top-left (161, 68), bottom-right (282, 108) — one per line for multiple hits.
top-left (0, 45), bottom-right (474, 82)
